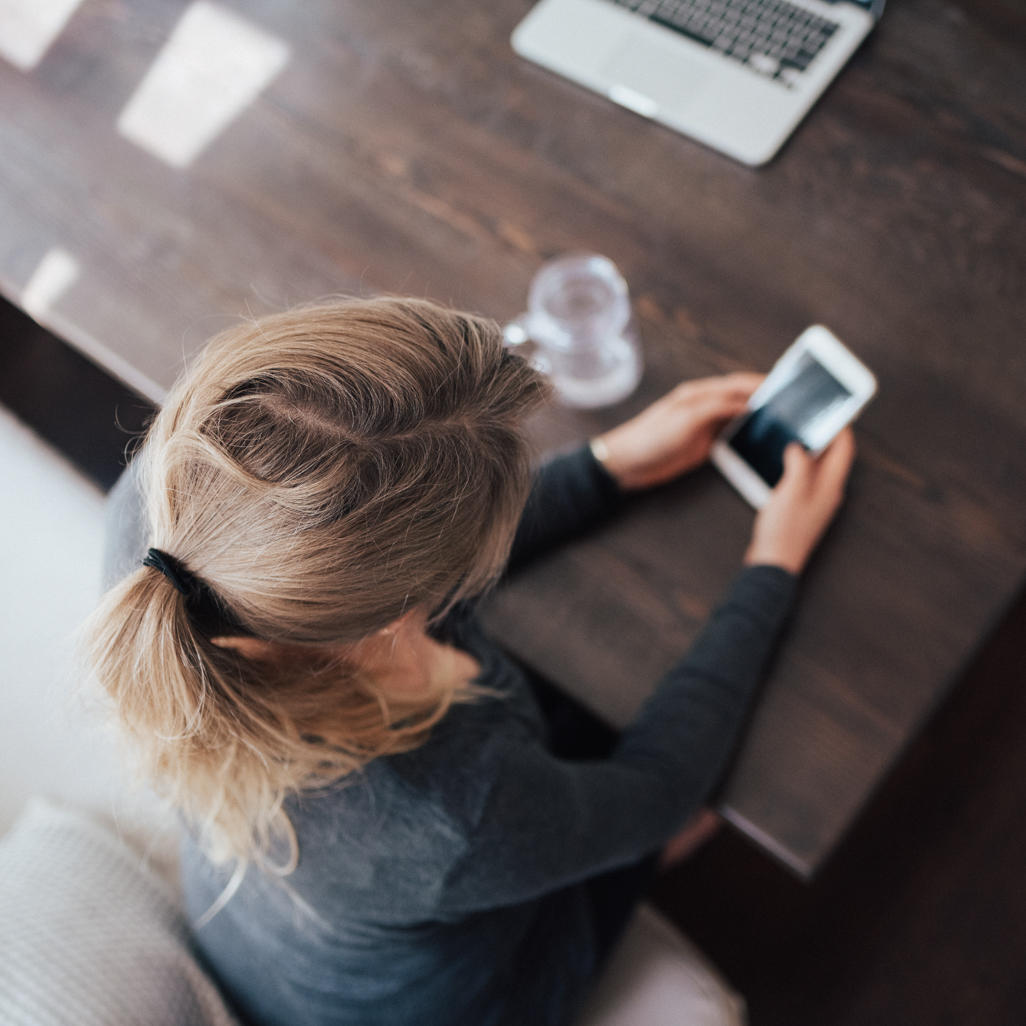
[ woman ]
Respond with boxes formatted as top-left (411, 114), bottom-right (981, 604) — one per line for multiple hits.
top-left (88, 297), bottom-right (853, 1026)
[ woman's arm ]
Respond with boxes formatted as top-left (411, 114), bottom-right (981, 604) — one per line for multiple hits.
top-left (441, 429), bottom-right (856, 913)
top-left (436, 564), bottom-right (795, 914)
top-left (505, 445), bottom-right (623, 572)
top-left (507, 374), bottom-right (759, 573)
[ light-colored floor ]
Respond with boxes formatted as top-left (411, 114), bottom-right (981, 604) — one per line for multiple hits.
top-left (0, 405), bottom-right (127, 834)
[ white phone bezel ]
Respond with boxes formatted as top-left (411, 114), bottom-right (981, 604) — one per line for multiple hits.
top-left (711, 325), bottom-right (877, 508)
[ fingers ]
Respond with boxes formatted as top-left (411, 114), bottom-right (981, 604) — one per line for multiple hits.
top-left (821, 427), bottom-right (856, 473)
top-left (783, 441), bottom-right (809, 471)
top-left (778, 431), bottom-right (855, 498)
top-left (778, 442), bottom-right (813, 491)
top-left (688, 392), bottom-right (750, 426)
top-left (750, 430), bottom-right (858, 574)
top-left (673, 372), bottom-right (763, 404)
top-left (702, 371), bottom-right (763, 396)
top-left (681, 373), bottom-right (762, 421)
top-left (722, 371), bottom-right (764, 393)
top-left (817, 428), bottom-right (856, 495)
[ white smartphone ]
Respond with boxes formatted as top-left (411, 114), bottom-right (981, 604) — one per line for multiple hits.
top-left (711, 325), bottom-right (877, 508)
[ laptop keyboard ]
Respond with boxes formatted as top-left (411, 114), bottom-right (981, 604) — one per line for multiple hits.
top-left (607, 0), bottom-right (840, 86)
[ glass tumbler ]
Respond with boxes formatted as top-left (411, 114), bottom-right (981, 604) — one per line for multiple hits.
top-left (503, 253), bottom-right (643, 408)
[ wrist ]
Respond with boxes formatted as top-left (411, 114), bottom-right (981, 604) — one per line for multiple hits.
top-left (589, 433), bottom-right (654, 491)
top-left (743, 542), bottom-right (804, 576)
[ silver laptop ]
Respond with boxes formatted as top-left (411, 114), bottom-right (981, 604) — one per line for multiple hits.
top-left (513, 0), bottom-right (885, 166)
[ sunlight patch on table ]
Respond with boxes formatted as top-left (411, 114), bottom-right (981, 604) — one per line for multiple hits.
top-left (22, 247), bottom-right (80, 320)
top-left (0, 0), bottom-right (85, 70)
top-left (116, 1), bottom-right (290, 168)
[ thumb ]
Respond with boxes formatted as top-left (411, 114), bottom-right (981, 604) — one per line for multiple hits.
top-left (778, 442), bottom-right (811, 489)
top-left (783, 441), bottom-right (810, 471)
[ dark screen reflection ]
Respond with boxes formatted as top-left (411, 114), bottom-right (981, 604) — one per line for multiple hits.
top-left (727, 353), bottom-right (851, 486)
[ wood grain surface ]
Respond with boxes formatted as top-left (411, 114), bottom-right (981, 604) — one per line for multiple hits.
top-left (1, 0), bottom-right (1023, 874)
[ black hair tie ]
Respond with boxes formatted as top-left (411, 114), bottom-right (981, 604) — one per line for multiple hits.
top-left (142, 548), bottom-right (195, 597)
top-left (142, 547), bottom-right (252, 638)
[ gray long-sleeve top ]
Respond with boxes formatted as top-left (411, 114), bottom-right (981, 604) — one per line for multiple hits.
top-left (178, 446), bottom-right (797, 1026)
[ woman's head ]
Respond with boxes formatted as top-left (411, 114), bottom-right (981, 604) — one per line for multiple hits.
top-left (148, 297), bottom-right (546, 639)
top-left (86, 297), bottom-right (547, 865)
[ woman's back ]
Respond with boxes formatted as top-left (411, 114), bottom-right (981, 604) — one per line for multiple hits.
top-left (180, 610), bottom-right (598, 1026)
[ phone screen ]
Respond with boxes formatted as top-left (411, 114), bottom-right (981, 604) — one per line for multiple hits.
top-left (726, 350), bottom-right (852, 487)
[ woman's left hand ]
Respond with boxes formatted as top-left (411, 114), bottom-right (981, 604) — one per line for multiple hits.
top-left (593, 373), bottom-right (762, 491)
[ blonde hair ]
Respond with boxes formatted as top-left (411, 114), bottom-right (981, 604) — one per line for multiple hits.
top-left (85, 298), bottom-right (547, 870)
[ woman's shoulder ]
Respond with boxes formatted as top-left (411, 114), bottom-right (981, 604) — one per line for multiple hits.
top-left (296, 692), bottom-right (532, 828)
top-left (267, 698), bottom-right (546, 917)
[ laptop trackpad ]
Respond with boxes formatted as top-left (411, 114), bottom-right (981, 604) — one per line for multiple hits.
top-left (602, 39), bottom-right (708, 114)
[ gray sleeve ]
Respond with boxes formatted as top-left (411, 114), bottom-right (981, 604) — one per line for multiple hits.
top-left (102, 460), bottom-right (148, 590)
top-left (436, 565), bottom-right (797, 914)
top-left (507, 445), bottom-right (622, 573)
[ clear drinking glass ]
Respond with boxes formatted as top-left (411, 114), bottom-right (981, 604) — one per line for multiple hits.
top-left (503, 253), bottom-right (643, 408)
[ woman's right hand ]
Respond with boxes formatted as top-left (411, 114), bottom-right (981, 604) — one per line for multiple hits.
top-left (744, 429), bottom-right (856, 575)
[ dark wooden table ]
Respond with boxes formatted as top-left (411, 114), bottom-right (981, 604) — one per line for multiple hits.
top-left (2, 0), bottom-right (1023, 876)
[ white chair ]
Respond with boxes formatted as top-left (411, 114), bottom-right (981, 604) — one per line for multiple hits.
top-left (578, 904), bottom-right (746, 1026)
